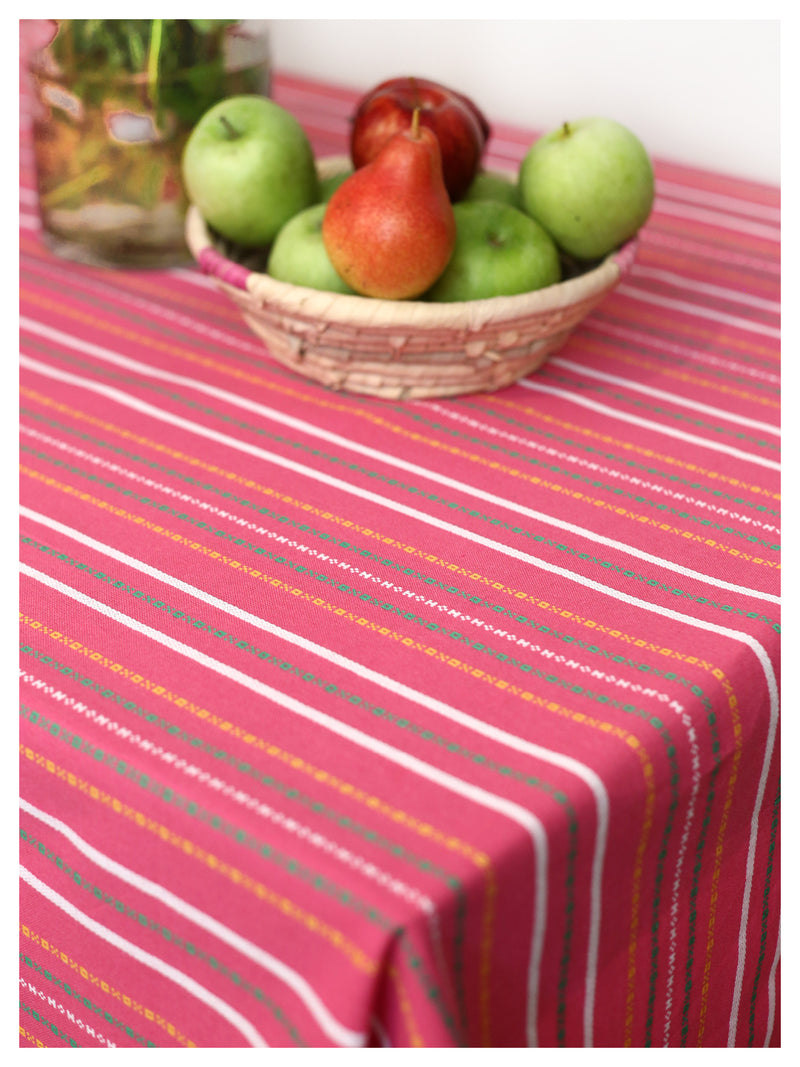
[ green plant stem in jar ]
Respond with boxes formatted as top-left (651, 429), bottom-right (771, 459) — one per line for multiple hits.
top-left (30, 19), bottom-right (270, 268)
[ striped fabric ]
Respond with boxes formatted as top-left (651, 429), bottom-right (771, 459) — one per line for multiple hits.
top-left (19, 70), bottom-right (780, 1049)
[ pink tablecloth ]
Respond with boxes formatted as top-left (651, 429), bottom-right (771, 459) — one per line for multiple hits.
top-left (19, 69), bottom-right (780, 1049)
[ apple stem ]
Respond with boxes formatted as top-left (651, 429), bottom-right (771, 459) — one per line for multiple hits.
top-left (218, 114), bottom-right (240, 140)
top-left (411, 107), bottom-right (421, 140)
top-left (562, 121), bottom-right (571, 137)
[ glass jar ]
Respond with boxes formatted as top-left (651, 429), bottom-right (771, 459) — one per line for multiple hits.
top-left (28, 20), bottom-right (271, 269)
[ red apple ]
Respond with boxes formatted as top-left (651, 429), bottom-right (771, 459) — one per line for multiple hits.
top-left (350, 76), bottom-right (490, 202)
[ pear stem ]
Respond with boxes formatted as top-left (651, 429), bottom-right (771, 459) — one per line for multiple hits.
top-left (562, 121), bottom-right (571, 137)
top-left (411, 107), bottom-right (421, 140)
top-left (219, 114), bottom-right (240, 140)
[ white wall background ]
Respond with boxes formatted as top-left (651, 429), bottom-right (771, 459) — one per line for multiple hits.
top-left (265, 19), bottom-right (780, 185)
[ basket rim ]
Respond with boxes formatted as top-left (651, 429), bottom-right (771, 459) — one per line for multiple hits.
top-left (184, 155), bottom-right (639, 332)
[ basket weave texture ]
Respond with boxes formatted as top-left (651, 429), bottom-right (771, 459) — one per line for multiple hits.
top-left (185, 156), bottom-right (638, 400)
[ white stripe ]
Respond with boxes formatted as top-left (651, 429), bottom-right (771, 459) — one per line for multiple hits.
top-left (549, 356), bottom-right (780, 436)
top-left (483, 140), bottom-right (530, 167)
top-left (661, 710), bottom-right (702, 1046)
top-left (652, 196), bottom-right (781, 242)
top-left (20, 797), bottom-right (364, 1047)
top-left (167, 265), bottom-right (219, 289)
top-left (20, 211), bottom-right (39, 231)
top-left (21, 975), bottom-right (109, 1045)
top-left (18, 863), bottom-right (268, 1047)
top-left (272, 86), bottom-right (771, 224)
top-left (18, 338), bottom-right (780, 600)
top-left (21, 89), bottom-right (780, 1041)
top-left (371, 1015), bottom-right (393, 1047)
top-left (17, 503), bottom-right (608, 797)
top-left (467, 165), bottom-right (781, 232)
top-left (616, 283), bottom-right (781, 339)
top-left (655, 180), bottom-right (780, 224)
top-left (519, 376), bottom-right (781, 478)
top-left (630, 265), bottom-right (780, 314)
top-left (19, 560), bottom-right (551, 1048)
top-left (726, 686), bottom-right (780, 1046)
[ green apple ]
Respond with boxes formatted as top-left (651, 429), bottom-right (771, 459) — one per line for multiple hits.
top-left (267, 203), bottom-right (357, 294)
top-left (462, 170), bottom-right (522, 208)
top-left (182, 95), bottom-right (320, 247)
top-left (425, 200), bottom-right (561, 302)
top-left (318, 167), bottom-right (353, 202)
top-left (518, 117), bottom-right (654, 260)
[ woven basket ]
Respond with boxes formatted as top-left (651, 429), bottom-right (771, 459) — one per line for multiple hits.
top-left (185, 155), bottom-right (638, 400)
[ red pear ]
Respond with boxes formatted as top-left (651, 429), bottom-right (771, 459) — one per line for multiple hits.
top-left (322, 112), bottom-right (456, 300)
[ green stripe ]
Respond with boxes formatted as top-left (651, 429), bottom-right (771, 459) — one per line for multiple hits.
top-left (678, 721), bottom-right (723, 1047)
top-left (19, 686), bottom-right (456, 883)
top-left (591, 307), bottom-right (779, 374)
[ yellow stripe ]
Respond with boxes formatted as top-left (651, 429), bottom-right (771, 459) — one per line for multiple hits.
top-left (632, 248), bottom-right (776, 296)
top-left (23, 421), bottom-right (752, 797)
top-left (21, 287), bottom-right (342, 425)
top-left (389, 964), bottom-right (426, 1047)
top-left (623, 737), bottom-right (658, 1046)
top-left (479, 866), bottom-right (498, 1046)
top-left (19, 1026), bottom-right (45, 1048)
top-left (21, 245), bottom-right (779, 367)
